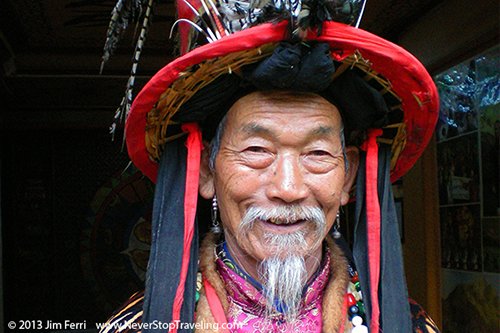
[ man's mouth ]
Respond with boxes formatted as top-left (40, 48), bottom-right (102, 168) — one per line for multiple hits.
top-left (264, 218), bottom-right (307, 226)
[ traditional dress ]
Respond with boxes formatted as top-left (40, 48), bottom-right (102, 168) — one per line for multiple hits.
top-left (100, 234), bottom-right (440, 333)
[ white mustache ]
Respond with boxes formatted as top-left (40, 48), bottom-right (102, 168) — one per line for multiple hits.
top-left (238, 205), bottom-right (327, 255)
top-left (241, 205), bottom-right (326, 227)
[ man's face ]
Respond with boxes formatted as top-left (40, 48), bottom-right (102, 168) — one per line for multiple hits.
top-left (200, 91), bottom-right (357, 265)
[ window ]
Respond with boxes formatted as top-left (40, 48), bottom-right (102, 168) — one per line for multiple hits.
top-left (435, 46), bottom-right (499, 333)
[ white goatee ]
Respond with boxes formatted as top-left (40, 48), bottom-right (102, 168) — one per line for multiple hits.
top-left (238, 205), bottom-right (327, 323)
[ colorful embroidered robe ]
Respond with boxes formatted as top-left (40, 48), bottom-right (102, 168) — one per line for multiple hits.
top-left (100, 234), bottom-right (440, 333)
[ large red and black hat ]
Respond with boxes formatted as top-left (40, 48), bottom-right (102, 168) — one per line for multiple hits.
top-left (105, 0), bottom-right (439, 332)
top-left (126, 20), bottom-right (438, 183)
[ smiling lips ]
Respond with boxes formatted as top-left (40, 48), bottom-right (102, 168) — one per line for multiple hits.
top-left (265, 218), bottom-right (307, 225)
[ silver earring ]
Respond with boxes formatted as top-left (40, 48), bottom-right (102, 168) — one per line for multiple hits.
top-left (211, 195), bottom-right (221, 234)
top-left (333, 211), bottom-right (341, 239)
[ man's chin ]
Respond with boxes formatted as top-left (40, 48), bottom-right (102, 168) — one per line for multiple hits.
top-left (261, 244), bottom-right (309, 257)
top-left (261, 235), bottom-right (323, 257)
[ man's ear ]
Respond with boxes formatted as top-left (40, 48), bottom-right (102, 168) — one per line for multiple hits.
top-left (199, 142), bottom-right (215, 199)
top-left (340, 146), bottom-right (359, 206)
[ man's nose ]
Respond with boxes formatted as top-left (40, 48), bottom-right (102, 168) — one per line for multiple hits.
top-left (266, 154), bottom-right (309, 203)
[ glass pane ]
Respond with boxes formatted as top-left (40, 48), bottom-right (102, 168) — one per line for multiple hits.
top-left (436, 46), bottom-right (500, 333)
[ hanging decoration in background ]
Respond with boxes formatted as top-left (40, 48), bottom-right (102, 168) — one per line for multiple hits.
top-left (81, 165), bottom-right (154, 312)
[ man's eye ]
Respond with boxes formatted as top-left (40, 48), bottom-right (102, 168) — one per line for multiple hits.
top-left (303, 150), bottom-right (340, 174)
top-left (245, 146), bottom-right (268, 153)
top-left (309, 150), bottom-right (331, 157)
top-left (240, 146), bottom-right (273, 169)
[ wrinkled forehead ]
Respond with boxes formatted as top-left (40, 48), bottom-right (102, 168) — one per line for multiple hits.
top-left (225, 90), bottom-right (344, 134)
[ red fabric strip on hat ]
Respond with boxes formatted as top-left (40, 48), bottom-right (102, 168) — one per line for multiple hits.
top-left (203, 277), bottom-right (230, 333)
top-left (361, 128), bottom-right (383, 333)
top-left (170, 123), bottom-right (202, 333)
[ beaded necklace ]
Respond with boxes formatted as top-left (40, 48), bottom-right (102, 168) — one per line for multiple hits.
top-left (346, 265), bottom-right (368, 332)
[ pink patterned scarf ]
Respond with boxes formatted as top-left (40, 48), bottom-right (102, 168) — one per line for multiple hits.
top-left (215, 245), bottom-right (331, 332)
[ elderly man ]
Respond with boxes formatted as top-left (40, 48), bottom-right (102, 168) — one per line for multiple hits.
top-left (100, 0), bottom-right (440, 332)
top-left (196, 91), bottom-right (360, 329)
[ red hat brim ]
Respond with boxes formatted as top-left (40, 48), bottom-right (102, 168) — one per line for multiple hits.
top-left (125, 21), bottom-right (438, 183)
